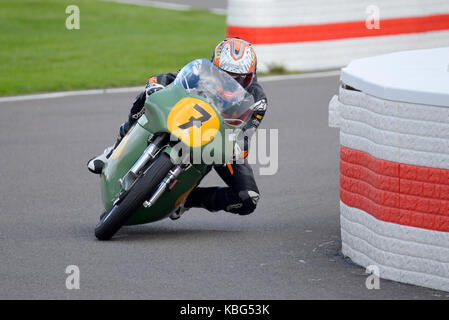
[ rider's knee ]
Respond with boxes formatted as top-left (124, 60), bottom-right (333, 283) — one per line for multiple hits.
top-left (227, 190), bottom-right (260, 215)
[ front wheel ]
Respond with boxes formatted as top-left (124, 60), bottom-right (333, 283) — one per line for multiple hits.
top-left (95, 152), bottom-right (174, 240)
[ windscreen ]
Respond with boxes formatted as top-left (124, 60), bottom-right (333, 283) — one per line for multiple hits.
top-left (174, 59), bottom-right (254, 125)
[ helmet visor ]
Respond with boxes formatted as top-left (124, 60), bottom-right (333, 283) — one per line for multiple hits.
top-left (227, 71), bottom-right (254, 89)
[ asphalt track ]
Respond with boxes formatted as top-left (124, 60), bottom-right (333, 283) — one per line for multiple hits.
top-left (1, 75), bottom-right (448, 300)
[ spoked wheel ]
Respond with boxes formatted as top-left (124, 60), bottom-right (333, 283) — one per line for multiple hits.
top-left (95, 152), bottom-right (174, 240)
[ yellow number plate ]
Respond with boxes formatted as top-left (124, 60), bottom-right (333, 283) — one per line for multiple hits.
top-left (167, 98), bottom-right (220, 147)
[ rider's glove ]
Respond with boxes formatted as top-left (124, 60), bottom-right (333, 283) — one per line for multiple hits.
top-left (145, 83), bottom-right (165, 96)
top-left (243, 99), bottom-right (267, 132)
top-left (233, 99), bottom-right (267, 161)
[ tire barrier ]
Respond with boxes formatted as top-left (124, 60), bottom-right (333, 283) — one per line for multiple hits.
top-left (226, 0), bottom-right (449, 72)
top-left (329, 47), bottom-right (449, 291)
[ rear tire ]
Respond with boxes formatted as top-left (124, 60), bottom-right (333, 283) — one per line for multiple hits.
top-left (95, 152), bottom-right (174, 240)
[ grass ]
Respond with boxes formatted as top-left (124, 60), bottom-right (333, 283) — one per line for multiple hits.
top-left (0, 0), bottom-right (226, 96)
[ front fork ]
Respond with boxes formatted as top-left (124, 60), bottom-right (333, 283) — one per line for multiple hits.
top-left (118, 134), bottom-right (167, 191)
top-left (142, 165), bottom-right (182, 208)
top-left (113, 134), bottom-right (169, 206)
top-left (115, 132), bottom-right (187, 210)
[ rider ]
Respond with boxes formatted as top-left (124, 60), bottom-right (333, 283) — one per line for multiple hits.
top-left (87, 38), bottom-right (268, 218)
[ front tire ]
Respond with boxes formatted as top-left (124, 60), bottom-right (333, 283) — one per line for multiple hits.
top-left (95, 152), bottom-right (174, 240)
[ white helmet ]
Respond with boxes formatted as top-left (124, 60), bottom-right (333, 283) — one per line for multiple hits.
top-left (212, 38), bottom-right (257, 89)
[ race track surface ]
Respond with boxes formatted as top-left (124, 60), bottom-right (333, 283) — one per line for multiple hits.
top-left (0, 76), bottom-right (447, 299)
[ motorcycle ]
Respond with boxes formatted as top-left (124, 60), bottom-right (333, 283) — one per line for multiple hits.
top-left (95, 59), bottom-right (255, 240)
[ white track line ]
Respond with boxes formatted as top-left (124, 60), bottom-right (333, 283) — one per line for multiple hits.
top-left (259, 70), bottom-right (340, 82)
top-left (0, 71), bottom-right (340, 103)
top-left (101, 0), bottom-right (226, 14)
top-left (102, 0), bottom-right (190, 10)
top-left (0, 87), bottom-right (141, 103)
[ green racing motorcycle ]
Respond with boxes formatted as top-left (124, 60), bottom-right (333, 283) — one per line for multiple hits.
top-left (95, 59), bottom-right (255, 240)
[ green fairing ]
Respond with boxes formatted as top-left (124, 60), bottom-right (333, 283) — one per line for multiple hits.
top-left (98, 59), bottom-right (253, 228)
top-left (100, 85), bottom-right (233, 226)
top-left (142, 84), bottom-right (236, 164)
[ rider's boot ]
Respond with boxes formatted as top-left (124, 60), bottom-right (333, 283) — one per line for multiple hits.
top-left (87, 122), bottom-right (130, 174)
top-left (87, 145), bottom-right (115, 174)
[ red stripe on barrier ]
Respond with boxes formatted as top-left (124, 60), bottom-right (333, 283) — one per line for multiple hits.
top-left (340, 145), bottom-right (449, 232)
top-left (226, 14), bottom-right (449, 44)
top-left (341, 189), bottom-right (449, 232)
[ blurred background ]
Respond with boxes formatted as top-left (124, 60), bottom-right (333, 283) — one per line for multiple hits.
top-left (2, 0), bottom-right (448, 96)
top-left (226, 0), bottom-right (449, 72)
top-left (0, 0), bottom-right (226, 96)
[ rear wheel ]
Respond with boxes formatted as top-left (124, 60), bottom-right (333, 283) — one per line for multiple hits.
top-left (95, 152), bottom-right (174, 240)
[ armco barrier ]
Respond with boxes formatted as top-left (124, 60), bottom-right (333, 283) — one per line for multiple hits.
top-left (226, 0), bottom-right (449, 72)
top-left (329, 47), bottom-right (449, 291)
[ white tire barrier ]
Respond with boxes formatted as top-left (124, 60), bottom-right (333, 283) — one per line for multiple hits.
top-left (226, 0), bottom-right (449, 72)
top-left (329, 47), bottom-right (449, 292)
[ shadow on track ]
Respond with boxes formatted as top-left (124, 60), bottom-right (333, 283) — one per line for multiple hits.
top-left (73, 222), bottom-right (245, 243)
